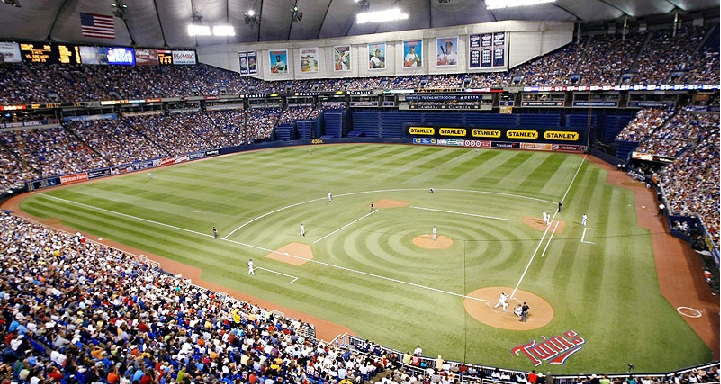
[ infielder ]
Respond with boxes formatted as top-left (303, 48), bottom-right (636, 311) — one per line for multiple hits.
top-left (433, 226), bottom-right (437, 241)
top-left (328, 192), bottom-right (332, 202)
top-left (247, 259), bottom-right (255, 275)
top-left (581, 214), bottom-right (588, 226)
top-left (300, 223), bottom-right (305, 237)
top-left (494, 292), bottom-right (509, 311)
top-left (542, 211), bottom-right (548, 225)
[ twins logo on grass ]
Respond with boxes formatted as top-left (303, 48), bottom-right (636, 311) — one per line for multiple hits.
top-left (511, 330), bottom-right (586, 366)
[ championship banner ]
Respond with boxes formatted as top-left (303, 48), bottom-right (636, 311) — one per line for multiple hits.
top-left (269, 49), bottom-right (288, 74)
top-left (492, 32), bottom-right (506, 67)
top-left (0, 42), bottom-right (21, 63)
top-left (135, 49), bottom-right (159, 66)
top-left (239, 50), bottom-right (259, 75)
top-left (403, 40), bottom-right (422, 68)
top-left (368, 43), bottom-right (385, 70)
top-left (436, 37), bottom-right (458, 67)
top-left (299, 48), bottom-right (319, 73)
top-left (334, 46), bottom-right (351, 71)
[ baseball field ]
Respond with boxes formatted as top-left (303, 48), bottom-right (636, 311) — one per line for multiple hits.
top-left (16, 144), bottom-right (714, 373)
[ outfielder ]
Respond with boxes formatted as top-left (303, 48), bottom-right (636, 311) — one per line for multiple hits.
top-left (300, 223), bottom-right (305, 237)
top-left (494, 292), bottom-right (509, 311)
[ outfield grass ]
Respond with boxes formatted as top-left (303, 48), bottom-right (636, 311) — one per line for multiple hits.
top-left (20, 144), bottom-right (711, 373)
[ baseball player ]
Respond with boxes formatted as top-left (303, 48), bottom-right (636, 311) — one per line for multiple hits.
top-left (542, 211), bottom-right (548, 225)
top-left (212, 226), bottom-right (218, 239)
top-left (433, 226), bottom-right (437, 241)
top-left (494, 292), bottom-right (509, 311)
top-left (328, 192), bottom-right (332, 202)
top-left (520, 302), bottom-right (530, 322)
top-left (370, 202), bottom-right (374, 212)
top-left (247, 259), bottom-right (255, 275)
top-left (581, 213), bottom-right (588, 226)
top-left (300, 223), bottom-right (305, 237)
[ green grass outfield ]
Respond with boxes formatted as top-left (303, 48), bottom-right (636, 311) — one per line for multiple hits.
top-left (20, 144), bottom-right (711, 373)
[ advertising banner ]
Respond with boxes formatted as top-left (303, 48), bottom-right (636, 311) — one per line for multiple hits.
top-left (60, 172), bottom-right (89, 185)
top-left (172, 50), bottom-right (196, 65)
top-left (463, 140), bottom-right (491, 148)
top-left (406, 124), bottom-right (585, 145)
top-left (87, 168), bottom-right (112, 180)
top-left (135, 49), bottom-right (159, 66)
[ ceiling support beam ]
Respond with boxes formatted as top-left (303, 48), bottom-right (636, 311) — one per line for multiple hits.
top-left (46, 0), bottom-right (69, 41)
top-left (317, 0), bottom-right (333, 39)
top-left (152, 0), bottom-right (168, 47)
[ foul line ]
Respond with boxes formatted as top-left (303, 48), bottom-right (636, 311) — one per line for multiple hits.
top-left (541, 220), bottom-right (560, 258)
top-left (312, 211), bottom-right (374, 244)
top-left (511, 155), bottom-right (586, 299)
top-left (580, 227), bottom-right (596, 245)
top-left (254, 267), bottom-right (298, 283)
top-left (409, 206), bottom-right (509, 221)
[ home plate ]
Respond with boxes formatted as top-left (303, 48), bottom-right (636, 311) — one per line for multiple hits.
top-left (98, 238), bottom-right (104, 240)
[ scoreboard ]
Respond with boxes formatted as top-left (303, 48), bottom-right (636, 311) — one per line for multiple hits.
top-left (19, 42), bottom-right (80, 64)
top-left (13, 41), bottom-right (195, 66)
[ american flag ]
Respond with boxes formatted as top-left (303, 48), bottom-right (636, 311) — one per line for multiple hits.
top-left (80, 13), bottom-right (115, 39)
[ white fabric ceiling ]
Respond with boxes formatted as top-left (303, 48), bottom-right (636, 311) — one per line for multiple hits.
top-left (0, 0), bottom-right (717, 49)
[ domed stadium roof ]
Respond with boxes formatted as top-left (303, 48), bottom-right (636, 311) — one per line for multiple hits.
top-left (0, 0), bottom-right (717, 48)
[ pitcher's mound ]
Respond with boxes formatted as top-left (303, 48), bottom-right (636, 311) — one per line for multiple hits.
top-left (464, 287), bottom-right (553, 330)
top-left (413, 234), bottom-right (453, 249)
top-left (265, 242), bottom-right (313, 265)
top-left (522, 217), bottom-right (565, 234)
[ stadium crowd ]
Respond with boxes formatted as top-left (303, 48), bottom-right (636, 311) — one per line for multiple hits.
top-left (616, 109), bottom-right (672, 142)
top-left (659, 128), bottom-right (720, 246)
top-left (633, 112), bottom-right (719, 158)
top-left (0, 26), bottom-right (717, 105)
top-left (616, 109), bottom-right (720, 246)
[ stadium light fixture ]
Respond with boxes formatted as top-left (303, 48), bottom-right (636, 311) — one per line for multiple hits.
top-left (291, 6), bottom-right (303, 22)
top-left (484, 0), bottom-right (556, 10)
top-left (245, 10), bottom-right (259, 25)
top-left (212, 25), bottom-right (236, 36)
top-left (356, 8), bottom-right (409, 23)
top-left (187, 24), bottom-right (211, 36)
